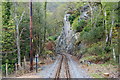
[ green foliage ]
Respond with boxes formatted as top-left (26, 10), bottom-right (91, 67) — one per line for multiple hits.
top-left (48, 35), bottom-right (57, 41)
top-left (80, 53), bottom-right (111, 63)
top-left (74, 2), bottom-right (118, 64)
top-left (2, 2), bottom-right (17, 75)
top-left (90, 73), bottom-right (102, 78)
top-left (2, 2), bottom-right (12, 25)
top-left (72, 17), bottom-right (85, 32)
top-left (80, 55), bottom-right (96, 61)
top-left (8, 64), bottom-right (15, 74)
top-left (2, 64), bottom-right (15, 75)
top-left (2, 64), bottom-right (6, 75)
top-left (104, 46), bottom-right (112, 53)
top-left (69, 14), bottom-right (77, 24)
top-left (87, 42), bottom-right (105, 55)
top-left (45, 50), bottom-right (53, 55)
top-left (80, 26), bottom-right (105, 43)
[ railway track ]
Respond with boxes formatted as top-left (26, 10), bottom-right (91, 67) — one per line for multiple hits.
top-left (55, 54), bottom-right (71, 79)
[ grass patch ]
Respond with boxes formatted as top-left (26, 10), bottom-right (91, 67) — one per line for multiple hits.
top-left (99, 63), bottom-right (108, 67)
top-left (105, 60), bottom-right (119, 66)
top-left (80, 53), bottom-right (111, 64)
top-left (99, 60), bottom-right (119, 66)
top-left (80, 55), bottom-right (96, 61)
top-left (90, 73), bottom-right (102, 78)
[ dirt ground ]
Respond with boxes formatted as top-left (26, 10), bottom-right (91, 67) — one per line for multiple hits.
top-left (5, 56), bottom-right (55, 78)
top-left (81, 64), bottom-right (119, 78)
top-left (17, 72), bottom-right (40, 78)
top-left (71, 55), bottom-right (119, 78)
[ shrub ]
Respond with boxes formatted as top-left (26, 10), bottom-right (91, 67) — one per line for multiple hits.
top-left (87, 42), bottom-right (104, 55)
top-left (69, 14), bottom-right (76, 24)
top-left (45, 50), bottom-right (53, 55)
top-left (2, 63), bottom-right (15, 75)
top-left (80, 26), bottom-right (105, 43)
top-left (48, 35), bottom-right (57, 41)
top-left (68, 11), bottom-right (79, 24)
top-left (72, 17), bottom-right (86, 32)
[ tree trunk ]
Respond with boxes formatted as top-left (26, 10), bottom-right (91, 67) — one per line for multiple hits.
top-left (14, 2), bottom-right (25, 69)
top-left (14, 2), bottom-right (21, 68)
top-left (44, 2), bottom-right (47, 43)
top-left (110, 10), bottom-right (116, 62)
top-left (113, 48), bottom-right (116, 62)
top-left (6, 63), bottom-right (8, 77)
top-left (119, 55), bottom-right (120, 64)
top-left (16, 24), bottom-right (21, 68)
top-left (104, 11), bottom-right (108, 44)
top-left (109, 10), bottom-right (114, 45)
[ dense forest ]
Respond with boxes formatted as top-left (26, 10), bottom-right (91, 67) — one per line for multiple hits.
top-left (1, 1), bottom-right (120, 78)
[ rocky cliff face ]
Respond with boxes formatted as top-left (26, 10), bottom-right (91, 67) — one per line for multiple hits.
top-left (55, 13), bottom-right (73, 53)
top-left (55, 4), bottom-right (93, 54)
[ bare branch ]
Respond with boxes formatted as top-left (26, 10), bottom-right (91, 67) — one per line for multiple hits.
top-left (1, 50), bottom-right (17, 54)
top-left (18, 11), bottom-right (25, 26)
top-left (20, 27), bottom-right (26, 38)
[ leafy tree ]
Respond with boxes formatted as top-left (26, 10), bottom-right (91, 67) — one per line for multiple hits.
top-left (2, 2), bottom-right (16, 74)
top-left (72, 17), bottom-right (86, 32)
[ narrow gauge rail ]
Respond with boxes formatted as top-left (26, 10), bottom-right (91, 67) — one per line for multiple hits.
top-left (55, 54), bottom-right (71, 79)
